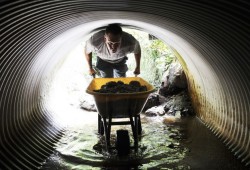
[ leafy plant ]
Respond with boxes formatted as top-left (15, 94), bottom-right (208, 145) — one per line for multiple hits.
top-left (125, 28), bottom-right (176, 88)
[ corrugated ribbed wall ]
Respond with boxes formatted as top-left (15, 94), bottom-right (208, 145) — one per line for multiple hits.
top-left (0, 0), bottom-right (249, 169)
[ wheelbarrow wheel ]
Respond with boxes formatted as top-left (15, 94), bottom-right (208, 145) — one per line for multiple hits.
top-left (116, 130), bottom-right (130, 156)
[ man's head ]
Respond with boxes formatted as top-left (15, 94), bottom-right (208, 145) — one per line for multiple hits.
top-left (104, 24), bottom-right (122, 53)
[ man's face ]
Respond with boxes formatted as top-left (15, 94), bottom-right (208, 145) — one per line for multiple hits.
top-left (104, 33), bottom-right (121, 53)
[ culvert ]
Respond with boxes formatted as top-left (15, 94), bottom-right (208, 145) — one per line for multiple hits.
top-left (0, 0), bottom-right (249, 169)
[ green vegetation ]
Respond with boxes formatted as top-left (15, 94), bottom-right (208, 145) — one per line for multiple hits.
top-left (124, 28), bottom-right (176, 88)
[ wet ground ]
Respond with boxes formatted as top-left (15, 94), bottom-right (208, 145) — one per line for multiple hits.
top-left (41, 109), bottom-right (248, 170)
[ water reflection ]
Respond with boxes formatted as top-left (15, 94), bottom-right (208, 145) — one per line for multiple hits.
top-left (41, 111), bottom-right (189, 169)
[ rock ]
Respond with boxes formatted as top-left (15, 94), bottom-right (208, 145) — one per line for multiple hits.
top-left (163, 115), bottom-right (178, 124)
top-left (164, 106), bottom-right (170, 113)
top-left (144, 110), bottom-right (158, 117)
top-left (181, 108), bottom-right (191, 117)
top-left (143, 93), bottom-right (160, 111)
top-left (168, 143), bottom-right (175, 149)
top-left (139, 69), bottom-right (194, 118)
top-left (80, 100), bottom-right (97, 111)
top-left (175, 110), bottom-right (182, 119)
top-left (144, 106), bottom-right (165, 117)
top-left (159, 62), bottom-right (187, 96)
top-left (166, 109), bottom-right (175, 116)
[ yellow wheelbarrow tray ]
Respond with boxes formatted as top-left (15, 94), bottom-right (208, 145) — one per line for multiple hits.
top-left (86, 77), bottom-right (156, 118)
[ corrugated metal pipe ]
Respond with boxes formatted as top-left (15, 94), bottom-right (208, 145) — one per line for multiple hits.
top-left (1, 0), bottom-right (249, 169)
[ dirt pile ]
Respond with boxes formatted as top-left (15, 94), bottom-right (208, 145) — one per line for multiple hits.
top-left (94, 80), bottom-right (147, 93)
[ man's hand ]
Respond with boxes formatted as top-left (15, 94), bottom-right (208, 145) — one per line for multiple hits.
top-left (89, 68), bottom-right (96, 77)
top-left (134, 53), bottom-right (141, 76)
top-left (133, 67), bottom-right (140, 76)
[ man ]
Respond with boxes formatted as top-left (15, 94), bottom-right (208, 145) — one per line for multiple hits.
top-left (84, 23), bottom-right (141, 78)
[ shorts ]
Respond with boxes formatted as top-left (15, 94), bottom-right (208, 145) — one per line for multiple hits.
top-left (96, 57), bottom-right (128, 78)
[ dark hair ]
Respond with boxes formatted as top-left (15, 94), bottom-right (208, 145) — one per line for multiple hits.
top-left (105, 23), bottom-right (122, 35)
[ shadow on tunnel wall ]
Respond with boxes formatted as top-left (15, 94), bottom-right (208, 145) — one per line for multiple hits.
top-left (0, 0), bottom-right (249, 169)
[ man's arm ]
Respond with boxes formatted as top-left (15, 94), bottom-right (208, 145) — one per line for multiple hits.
top-left (132, 38), bottom-right (141, 76)
top-left (134, 52), bottom-right (141, 75)
top-left (85, 51), bottom-right (96, 76)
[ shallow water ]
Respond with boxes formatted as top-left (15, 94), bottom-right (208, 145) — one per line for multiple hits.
top-left (41, 110), bottom-right (190, 169)
top-left (41, 110), bottom-right (248, 170)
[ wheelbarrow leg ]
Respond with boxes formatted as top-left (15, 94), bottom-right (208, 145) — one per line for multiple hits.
top-left (98, 114), bottom-right (104, 135)
top-left (102, 117), bottom-right (110, 151)
top-left (98, 114), bottom-right (101, 134)
top-left (129, 116), bottom-right (136, 139)
top-left (138, 115), bottom-right (142, 135)
top-left (108, 116), bottom-right (112, 140)
top-left (134, 116), bottom-right (138, 152)
top-left (130, 115), bottom-right (142, 135)
top-left (129, 115), bottom-right (138, 152)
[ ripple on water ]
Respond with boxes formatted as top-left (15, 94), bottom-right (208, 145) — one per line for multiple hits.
top-left (41, 116), bottom-right (190, 169)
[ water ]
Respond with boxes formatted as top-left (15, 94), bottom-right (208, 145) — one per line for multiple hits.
top-left (41, 110), bottom-right (189, 169)
top-left (41, 110), bottom-right (248, 170)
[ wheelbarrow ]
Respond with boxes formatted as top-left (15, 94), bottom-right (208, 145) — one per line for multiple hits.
top-left (86, 77), bottom-right (155, 155)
